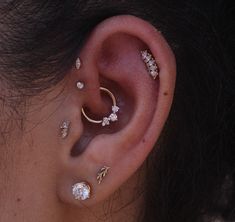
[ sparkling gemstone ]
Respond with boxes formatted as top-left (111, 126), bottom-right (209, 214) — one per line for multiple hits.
top-left (77, 81), bottom-right (84, 90)
top-left (150, 70), bottom-right (158, 79)
top-left (109, 113), bottom-right (118, 122)
top-left (149, 65), bottom-right (157, 71)
top-left (148, 59), bottom-right (155, 66)
top-left (72, 182), bottom-right (91, 200)
top-left (61, 121), bottom-right (70, 129)
top-left (144, 55), bottom-right (152, 63)
top-left (102, 117), bottom-right (110, 126)
top-left (112, 105), bottom-right (120, 113)
top-left (141, 50), bottom-right (148, 59)
top-left (76, 58), bottom-right (82, 70)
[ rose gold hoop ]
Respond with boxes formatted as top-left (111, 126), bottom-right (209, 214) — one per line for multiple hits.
top-left (81, 87), bottom-right (120, 127)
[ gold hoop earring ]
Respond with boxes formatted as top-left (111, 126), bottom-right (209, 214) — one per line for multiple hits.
top-left (81, 87), bottom-right (120, 127)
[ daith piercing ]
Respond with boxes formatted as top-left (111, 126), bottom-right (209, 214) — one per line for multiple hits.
top-left (141, 50), bottom-right (159, 80)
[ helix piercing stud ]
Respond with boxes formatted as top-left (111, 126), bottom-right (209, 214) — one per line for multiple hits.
top-left (81, 87), bottom-right (120, 127)
top-left (60, 121), bottom-right (70, 139)
top-left (72, 182), bottom-right (91, 201)
top-left (76, 81), bottom-right (85, 90)
top-left (76, 57), bottom-right (82, 70)
top-left (97, 166), bottom-right (110, 184)
top-left (141, 50), bottom-right (159, 80)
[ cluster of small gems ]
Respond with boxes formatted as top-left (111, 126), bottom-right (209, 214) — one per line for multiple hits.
top-left (60, 121), bottom-right (70, 139)
top-left (141, 50), bottom-right (159, 79)
top-left (102, 105), bottom-right (120, 126)
top-left (72, 182), bottom-right (91, 201)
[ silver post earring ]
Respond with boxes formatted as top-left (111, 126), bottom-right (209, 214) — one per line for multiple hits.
top-left (82, 87), bottom-right (120, 127)
top-left (141, 50), bottom-right (159, 80)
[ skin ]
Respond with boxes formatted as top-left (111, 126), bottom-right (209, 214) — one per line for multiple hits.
top-left (0, 15), bottom-right (176, 222)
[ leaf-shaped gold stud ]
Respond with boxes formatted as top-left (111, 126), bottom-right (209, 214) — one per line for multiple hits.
top-left (97, 166), bottom-right (110, 184)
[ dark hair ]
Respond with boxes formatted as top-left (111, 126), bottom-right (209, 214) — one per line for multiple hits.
top-left (0, 0), bottom-right (234, 221)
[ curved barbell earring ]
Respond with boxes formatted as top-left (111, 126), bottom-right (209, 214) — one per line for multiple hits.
top-left (81, 87), bottom-right (120, 127)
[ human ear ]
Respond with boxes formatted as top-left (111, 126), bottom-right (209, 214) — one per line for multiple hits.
top-left (57, 15), bottom-right (176, 207)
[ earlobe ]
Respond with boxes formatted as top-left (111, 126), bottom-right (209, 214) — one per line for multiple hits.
top-left (57, 15), bottom-right (176, 207)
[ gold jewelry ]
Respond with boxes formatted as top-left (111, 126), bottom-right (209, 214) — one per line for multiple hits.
top-left (60, 121), bottom-right (70, 139)
top-left (141, 50), bottom-right (159, 79)
top-left (97, 166), bottom-right (110, 184)
top-left (82, 87), bottom-right (120, 127)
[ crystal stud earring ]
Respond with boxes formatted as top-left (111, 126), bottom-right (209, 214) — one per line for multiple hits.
top-left (76, 81), bottom-right (85, 90)
top-left (76, 57), bottom-right (82, 70)
top-left (72, 182), bottom-right (91, 201)
top-left (60, 121), bottom-right (70, 139)
top-left (141, 50), bottom-right (159, 80)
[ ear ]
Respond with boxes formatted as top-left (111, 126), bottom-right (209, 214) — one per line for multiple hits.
top-left (58, 15), bottom-right (176, 207)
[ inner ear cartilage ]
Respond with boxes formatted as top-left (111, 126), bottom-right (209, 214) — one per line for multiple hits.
top-left (141, 50), bottom-right (159, 80)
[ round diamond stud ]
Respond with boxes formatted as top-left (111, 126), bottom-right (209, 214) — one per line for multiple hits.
top-left (72, 182), bottom-right (91, 201)
top-left (76, 81), bottom-right (85, 90)
top-left (109, 113), bottom-right (118, 122)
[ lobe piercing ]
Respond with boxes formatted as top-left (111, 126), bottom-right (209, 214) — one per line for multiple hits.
top-left (72, 182), bottom-right (91, 201)
top-left (76, 81), bottom-right (85, 90)
top-left (76, 57), bottom-right (82, 70)
top-left (97, 166), bottom-right (110, 184)
top-left (141, 50), bottom-right (159, 80)
top-left (82, 87), bottom-right (120, 127)
top-left (60, 121), bottom-right (70, 139)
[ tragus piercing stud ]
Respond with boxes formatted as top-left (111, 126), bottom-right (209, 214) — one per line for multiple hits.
top-left (72, 182), bottom-right (91, 201)
top-left (60, 121), bottom-right (70, 139)
top-left (141, 50), bottom-right (159, 80)
top-left (76, 57), bottom-right (82, 70)
top-left (76, 81), bottom-right (85, 90)
top-left (81, 87), bottom-right (120, 127)
top-left (97, 166), bottom-right (110, 184)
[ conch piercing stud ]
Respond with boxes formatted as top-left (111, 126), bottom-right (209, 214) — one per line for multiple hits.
top-left (72, 182), bottom-right (91, 201)
top-left (60, 121), bottom-right (70, 139)
top-left (141, 50), bottom-right (159, 80)
top-left (97, 166), bottom-right (110, 184)
top-left (82, 87), bottom-right (120, 127)
top-left (76, 57), bottom-right (82, 70)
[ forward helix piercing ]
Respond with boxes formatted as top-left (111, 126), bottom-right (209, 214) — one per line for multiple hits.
top-left (72, 182), bottom-right (91, 201)
top-left (76, 57), bottom-right (82, 70)
top-left (82, 87), bottom-right (120, 127)
top-left (97, 166), bottom-right (110, 184)
top-left (60, 121), bottom-right (70, 139)
top-left (141, 50), bottom-right (159, 80)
